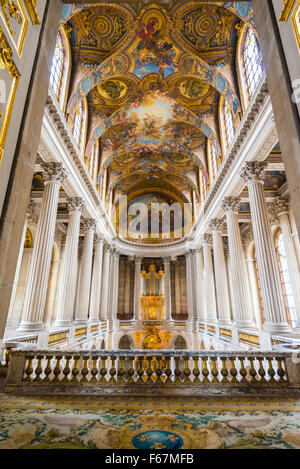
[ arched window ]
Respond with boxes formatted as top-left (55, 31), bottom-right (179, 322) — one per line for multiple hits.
top-left (224, 100), bottom-right (235, 146)
top-left (73, 100), bottom-right (83, 148)
top-left (174, 335), bottom-right (187, 350)
top-left (49, 34), bottom-right (64, 99)
top-left (243, 28), bottom-right (264, 98)
top-left (119, 335), bottom-right (132, 350)
top-left (275, 230), bottom-right (297, 327)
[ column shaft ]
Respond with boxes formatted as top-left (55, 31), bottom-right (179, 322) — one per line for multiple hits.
top-left (55, 198), bottom-right (85, 327)
top-left (210, 220), bottom-right (231, 324)
top-left (75, 219), bottom-right (96, 323)
top-left (100, 245), bottom-right (111, 320)
top-left (203, 236), bottom-right (217, 323)
top-left (133, 257), bottom-right (142, 320)
top-left (19, 163), bottom-right (66, 331)
top-left (89, 237), bottom-right (104, 322)
top-left (240, 163), bottom-right (290, 333)
top-left (222, 197), bottom-right (254, 328)
top-left (163, 257), bottom-right (172, 321)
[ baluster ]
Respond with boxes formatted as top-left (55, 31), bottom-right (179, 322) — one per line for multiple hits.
top-left (146, 356), bottom-right (153, 383)
top-left (239, 357), bottom-right (247, 383)
top-left (70, 356), bottom-right (80, 383)
top-left (201, 357), bottom-right (210, 383)
top-left (81, 357), bottom-right (89, 382)
top-left (24, 355), bottom-right (35, 382)
top-left (137, 357), bottom-right (145, 383)
top-left (42, 356), bottom-right (52, 382)
top-left (174, 356), bottom-right (181, 383)
top-left (156, 356), bottom-right (163, 382)
top-left (192, 357), bottom-right (201, 383)
top-left (33, 355), bottom-right (44, 383)
top-left (117, 357), bottom-right (126, 383)
top-left (249, 357), bottom-right (258, 384)
top-left (99, 357), bottom-right (108, 383)
top-left (183, 356), bottom-right (191, 383)
top-left (276, 357), bottom-right (287, 383)
top-left (127, 357), bottom-right (135, 382)
top-left (53, 356), bottom-right (62, 382)
top-left (257, 357), bottom-right (267, 383)
top-left (229, 357), bottom-right (239, 383)
top-left (267, 357), bottom-right (276, 384)
top-left (62, 357), bottom-right (71, 382)
top-left (109, 357), bottom-right (117, 383)
top-left (90, 356), bottom-right (99, 382)
top-left (220, 357), bottom-right (229, 384)
top-left (165, 357), bottom-right (172, 383)
top-left (211, 357), bottom-right (220, 383)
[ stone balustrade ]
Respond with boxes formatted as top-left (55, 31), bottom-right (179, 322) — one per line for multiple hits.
top-left (4, 349), bottom-right (300, 396)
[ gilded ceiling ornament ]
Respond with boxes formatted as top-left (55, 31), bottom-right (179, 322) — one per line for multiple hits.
top-left (23, 0), bottom-right (39, 25)
top-left (0, 26), bottom-right (19, 78)
top-left (0, 0), bottom-right (22, 37)
top-left (279, 0), bottom-right (296, 21)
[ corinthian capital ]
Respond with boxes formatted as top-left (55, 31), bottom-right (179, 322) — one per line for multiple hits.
top-left (67, 197), bottom-right (86, 213)
top-left (82, 218), bottom-right (96, 232)
top-left (41, 162), bottom-right (68, 185)
top-left (203, 233), bottom-right (212, 246)
top-left (239, 161), bottom-right (266, 185)
top-left (221, 196), bottom-right (240, 213)
top-left (270, 196), bottom-right (290, 216)
top-left (209, 218), bottom-right (224, 231)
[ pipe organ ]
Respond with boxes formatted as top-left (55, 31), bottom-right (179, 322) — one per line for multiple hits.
top-left (141, 264), bottom-right (164, 321)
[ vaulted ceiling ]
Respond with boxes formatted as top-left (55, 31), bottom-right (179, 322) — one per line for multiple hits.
top-left (61, 1), bottom-right (255, 217)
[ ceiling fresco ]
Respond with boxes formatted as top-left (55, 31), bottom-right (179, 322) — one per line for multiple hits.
top-left (61, 1), bottom-right (256, 241)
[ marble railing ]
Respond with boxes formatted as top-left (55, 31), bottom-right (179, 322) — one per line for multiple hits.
top-left (4, 349), bottom-right (300, 396)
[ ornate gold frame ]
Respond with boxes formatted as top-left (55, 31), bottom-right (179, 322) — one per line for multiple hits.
top-left (0, 25), bottom-right (20, 164)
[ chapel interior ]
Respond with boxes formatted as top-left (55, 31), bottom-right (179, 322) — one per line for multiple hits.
top-left (1, 0), bottom-right (300, 450)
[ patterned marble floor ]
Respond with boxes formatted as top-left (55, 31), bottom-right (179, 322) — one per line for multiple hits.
top-left (1, 394), bottom-right (300, 449)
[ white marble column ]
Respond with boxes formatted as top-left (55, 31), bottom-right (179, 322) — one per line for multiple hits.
top-left (75, 218), bottom-right (96, 324)
top-left (209, 219), bottom-right (231, 325)
top-left (107, 248), bottom-right (116, 320)
top-left (185, 251), bottom-right (195, 319)
top-left (55, 197), bottom-right (85, 327)
top-left (100, 244), bottom-right (111, 320)
top-left (174, 260), bottom-right (181, 316)
top-left (163, 257), bottom-right (172, 321)
top-left (112, 251), bottom-right (120, 320)
top-left (194, 248), bottom-right (206, 321)
top-left (133, 256), bottom-right (142, 320)
top-left (203, 235), bottom-right (217, 323)
top-left (240, 162), bottom-right (290, 333)
top-left (19, 163), bottom-right (67, 331)
top-left (89, 235), bottom-right (104, 323)
top-left (271, 197), bottom-right (300, 328)
top-left (221, 197), bottom-right (255, 328)
top-left (123, 259), bottom-right (131, 316)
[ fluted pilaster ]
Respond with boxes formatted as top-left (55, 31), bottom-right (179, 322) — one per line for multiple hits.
top-left (209, 218), bottom-right (232, 325)
top-left (163, 257), bottom-right (172, 320)
top-left (89, 235), bottom-right (104, 322)
top-left (134, 257), bottom-right (142, 320)
top-left (100, 244), bottom-right (111, 320)
top-left (75, 218), bottom-right (96, 324)
top-left (202, 234), bottom-right (217, 323)
top-left (271, 197), bottom-right (300, 328)
top-left (194, 248), bottom-right (206, 321)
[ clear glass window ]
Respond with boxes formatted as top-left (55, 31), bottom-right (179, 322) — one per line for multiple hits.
top-left (244, 29), bottom-right (264, 98)
top-left (49, 34), bottom-right (64, 99)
